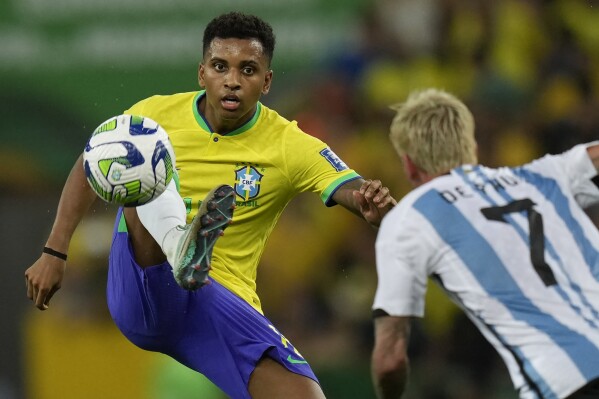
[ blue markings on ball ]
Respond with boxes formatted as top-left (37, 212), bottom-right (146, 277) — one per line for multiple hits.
top-left (129, 115), bottom-right (159, 136)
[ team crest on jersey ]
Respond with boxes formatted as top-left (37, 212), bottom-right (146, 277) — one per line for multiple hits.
top-left (319, 148), bottom-right (348, 172)
top-left (235, 165), bottom-right (263, 200)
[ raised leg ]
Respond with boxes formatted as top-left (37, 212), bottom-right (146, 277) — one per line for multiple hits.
top-left (248, 357), bottom-right (326, 399)
top-left (123, 207), bottom-right (166, 267)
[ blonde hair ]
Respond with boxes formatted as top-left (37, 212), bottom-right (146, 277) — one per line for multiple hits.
top-left (389, 88), bottom-right (477, 175)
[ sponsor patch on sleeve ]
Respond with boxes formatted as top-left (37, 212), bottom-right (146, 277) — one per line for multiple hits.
top-left (319, 148), bottom-right (349, 172)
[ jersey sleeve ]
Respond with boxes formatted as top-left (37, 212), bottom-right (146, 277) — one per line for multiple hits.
top-left (123, 96), bottom-right (152, 116)
top-left (565, 141), bottom-right (599, 208)
top-left (284, 123), bottom-right (361, 206)
top-left (528, 141), bottom-right (599, 209)
top-left (372, 202), bottom-right (430, 317)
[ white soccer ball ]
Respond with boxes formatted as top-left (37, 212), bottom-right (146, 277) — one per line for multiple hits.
top-left (83, 114), bottom-right (176, 207)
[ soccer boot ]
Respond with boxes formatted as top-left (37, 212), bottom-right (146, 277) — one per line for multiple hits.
top-left (172, 184), bottom-right (235, 290)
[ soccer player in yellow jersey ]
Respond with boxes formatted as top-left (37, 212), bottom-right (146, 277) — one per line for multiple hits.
top-left (25, 12), bottom-right (396, 399)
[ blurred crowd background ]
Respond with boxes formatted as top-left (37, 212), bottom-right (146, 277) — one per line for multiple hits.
top-left (2, 0), bottom-right (599, 398)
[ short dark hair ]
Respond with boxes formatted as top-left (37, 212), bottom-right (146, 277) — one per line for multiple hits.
top-left (203, 12), bottom-right (276, 65)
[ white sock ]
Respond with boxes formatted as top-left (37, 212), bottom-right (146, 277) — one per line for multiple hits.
top-left (137, 179), bottom-right (187, 267)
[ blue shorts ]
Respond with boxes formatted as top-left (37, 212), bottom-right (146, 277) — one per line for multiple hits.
top-left (106, 210), bottom-right (318, 399)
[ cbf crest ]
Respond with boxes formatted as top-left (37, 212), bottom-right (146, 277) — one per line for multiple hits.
top-left (234, 164), bottom-right (263, 201)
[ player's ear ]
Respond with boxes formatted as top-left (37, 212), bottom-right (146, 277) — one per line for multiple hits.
top-left (262, 70), bottom-right (273, 95)
top-left (198, 63), bottom-right (205, 88)
top-left (402, 154), bottom-right (422, 186)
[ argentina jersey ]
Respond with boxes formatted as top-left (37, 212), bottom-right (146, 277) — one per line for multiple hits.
top-left (374, 143), bottom-right (599, 399)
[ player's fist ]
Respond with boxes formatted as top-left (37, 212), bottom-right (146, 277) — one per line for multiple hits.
top-left (25, 255), bottom-right (66, 310)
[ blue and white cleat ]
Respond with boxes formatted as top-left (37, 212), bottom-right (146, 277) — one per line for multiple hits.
top-left (172, 184), bottom-right (235, 290)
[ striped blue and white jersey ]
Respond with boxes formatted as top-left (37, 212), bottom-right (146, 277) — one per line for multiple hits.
top-left (373, 142), bottom-right (599, 399)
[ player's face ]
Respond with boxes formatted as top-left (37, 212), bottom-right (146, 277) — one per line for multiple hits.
top-left (199, 37), bottom-right (273, 134)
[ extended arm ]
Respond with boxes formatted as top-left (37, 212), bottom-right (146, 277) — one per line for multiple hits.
top-left (332, 178), bottom-right (397, 227)
top-left (25, 154), bottom-right (98, 310)
top-left (371, 315), bottom-right (412, 399)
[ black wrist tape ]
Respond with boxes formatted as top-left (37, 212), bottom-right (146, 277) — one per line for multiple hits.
top-left (43, 246), bottom-right (68, 261)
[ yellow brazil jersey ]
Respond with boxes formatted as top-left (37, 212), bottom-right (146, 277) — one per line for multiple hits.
top-left (124, 91), bottom-right (360, 312)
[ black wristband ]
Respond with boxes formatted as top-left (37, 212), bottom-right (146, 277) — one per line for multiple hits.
top-left (43, 246), bottom-right (68, 261)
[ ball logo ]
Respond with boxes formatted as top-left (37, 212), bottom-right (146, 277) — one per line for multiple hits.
top-left (111, 169), bottom-right (122, 181)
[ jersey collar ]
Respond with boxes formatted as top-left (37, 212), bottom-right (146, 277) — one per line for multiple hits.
top-left (192, 90), bottom-right (262, 136)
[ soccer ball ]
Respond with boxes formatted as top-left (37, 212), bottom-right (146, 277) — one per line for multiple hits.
top-left (83, 114), bottom-right (176, 207)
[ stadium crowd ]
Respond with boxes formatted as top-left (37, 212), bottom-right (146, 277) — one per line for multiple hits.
top-left (263, 1), bottom-right (599, 397)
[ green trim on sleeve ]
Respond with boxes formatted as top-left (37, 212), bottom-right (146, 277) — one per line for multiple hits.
top-left (320, 172), bottom-right (361, 206)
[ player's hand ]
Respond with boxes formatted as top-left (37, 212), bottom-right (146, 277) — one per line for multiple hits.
top-left (353, 179), bottom-right (397, 227)
top-left (25, 255), bottom-right (66, 311)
